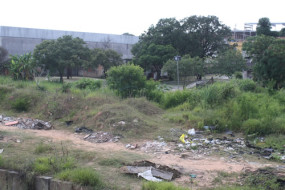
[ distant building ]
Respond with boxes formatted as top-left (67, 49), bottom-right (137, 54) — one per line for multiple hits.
top-left (0, 26), bottom-right (139, 77)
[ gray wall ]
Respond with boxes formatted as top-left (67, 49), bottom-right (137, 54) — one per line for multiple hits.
top-left (0, 26), bottom-right (139, 60)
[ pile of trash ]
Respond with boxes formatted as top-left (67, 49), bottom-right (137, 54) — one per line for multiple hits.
top-left (0, 115), bottom-right (52, 130)
top-left (176, 128), bottom-right (285, 162)
top-left (140, 141), bottom-right (168, 153)
top-left (82, 131), bottom-right (120, 143)
top-left (121, 160), bottom-right (181, 182)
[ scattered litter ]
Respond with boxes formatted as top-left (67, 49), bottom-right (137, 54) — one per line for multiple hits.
top-left (180, 134), bottom-right (186, 143)
top-left (0, 149), bottom-right (3, 154)
top-left (118, 121), bottom-right (126, 125)
top-left (5, 121), bottom-right (19, 126)
top-left (121, 160), bottom-right (181, 181)
top-left (0, 115), bottom-right (52, 130)
top-left (65, 120), bottom-right (73, 126)
top-left (133, 119), bottom-right (138, 123)
top-left (190, 174), bottom-right (197, 178)
top-left (138, 170), bottom-right (162, 182)
top-left (84, 131), bottom-right (118, 143)
top-left (126, 144), bottom-right (138, 149)
top-left (141, 141), bottom-right (168, 153)
top-left (75, 126), bottom-right (93, 134)
top-left (188, 128), bottom-right (196, 136)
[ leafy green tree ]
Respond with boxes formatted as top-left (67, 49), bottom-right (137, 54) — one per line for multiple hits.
top-left (132, 43), bottom-right (177, 79)
top-left (162, 55), bottom-right (204, 88)
top-left (256, 17), bottom-right (272, 36)
top-left (180, 15), bottom-right (231, 57)
top-left (33, 35), bottom-right (90, 82)
top-left (242, 35), bottom-right (276, 63)
top-left (243, 35), bottom-right (285, 88)
top-left (280, 28), bottom-right (285, 37)
top-left (87, 48), bottom-right (123, 74)
top-left (212, 49), bottom-right (246, 78)
top-left (9, 53), bottom-right (35, 80)
top-left (132, 16), bottom-right (231, 77)
top-left (106, 64), bottom-right (146, 98)
top-left (255, 40), bottom-right (285, 88)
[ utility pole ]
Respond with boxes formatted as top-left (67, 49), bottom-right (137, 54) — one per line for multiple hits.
top-left (174, 55), bottom-right (181, 90)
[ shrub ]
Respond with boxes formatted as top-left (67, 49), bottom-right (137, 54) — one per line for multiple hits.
top-left (242, 119), bottom-right (262, 134)
top-left (61, 82), bottom-right (72, 93)
top-left (142, 80), bottom-right (164, 103)
top-left (56, 168), bottom-right (104, 188)
top-left (11, 97), bottom-right (30, 111)
top-left (34, 142), bottom-right (53, 154)
top-left (234, 72), bottom-right (243, 79)
top-left (75, 78), bottom-right (102, 90)
top-left (163, 90), bottom-right (192, 108)
top-left (33, 156), bottom-right (76, 174)
top-left (142, 181), bottom-right (188, 190)
top-left (107, 64), bottom-right (146, 98)
top-left (236, 79), bottom-right (257, 92)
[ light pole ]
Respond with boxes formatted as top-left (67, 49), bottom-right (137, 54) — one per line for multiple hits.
top-left (174, 56), bottom-right (181, 89)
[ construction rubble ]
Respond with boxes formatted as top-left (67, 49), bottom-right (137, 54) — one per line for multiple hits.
top-left (121, 160), bottom-right (181, 182)
top-left (0, 115), bottom-right (52, 130)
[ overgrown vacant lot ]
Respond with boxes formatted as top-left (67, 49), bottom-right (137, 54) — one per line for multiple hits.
top-left (0, 76), bottom-right (284, 190)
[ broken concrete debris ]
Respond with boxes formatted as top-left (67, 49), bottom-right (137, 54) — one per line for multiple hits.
top-left (83, 131), bottom-right (120, 143)
top-left (0, 115), bottom-right (52, 130)
top-left (121, 160), bottom-right (181, 181)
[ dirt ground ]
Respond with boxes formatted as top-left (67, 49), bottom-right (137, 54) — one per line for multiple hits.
top-left (0, 124), bottom-right (280, 189)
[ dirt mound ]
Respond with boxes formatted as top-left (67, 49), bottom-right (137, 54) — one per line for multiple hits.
top-left (125, 98), bottom-right (163, 116)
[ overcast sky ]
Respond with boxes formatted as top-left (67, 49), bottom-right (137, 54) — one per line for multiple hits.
top-left (1, 0), bottom-right (284, 36)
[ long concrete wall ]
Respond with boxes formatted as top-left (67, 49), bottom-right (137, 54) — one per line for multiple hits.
top-left (0, 169), bottom-right (94, 190)
top-left (0, 26), bottom-right (139, 60)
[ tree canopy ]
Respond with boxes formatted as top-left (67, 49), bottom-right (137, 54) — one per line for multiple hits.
top-left (88, 48), bottom-right (123, 73)
top-left (212, 49), bottom-right (246, 78)
top-left (162, 55), bottom-right (205, 88)
top-left (33, 35), bottom-right (90, 82)
top-left (256, 17), bottom-right (272, 36)
top-left (132, 15), bottom-right (231, 78)
top-left (243, 35), bottom-right (285, 88)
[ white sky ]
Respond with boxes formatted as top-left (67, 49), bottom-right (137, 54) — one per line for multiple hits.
top-left (1, 0), bottom-right (284, 36)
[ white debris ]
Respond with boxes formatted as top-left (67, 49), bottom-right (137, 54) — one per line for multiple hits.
top-left (138, 170), bottom-right (162, 182)
top-left (188, 128), bottom-right (196, 136)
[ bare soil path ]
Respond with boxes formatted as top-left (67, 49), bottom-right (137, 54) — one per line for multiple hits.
top-left (0, 124), bottom-right (280, 188)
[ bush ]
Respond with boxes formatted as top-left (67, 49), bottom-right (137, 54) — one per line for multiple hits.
top-left (75, 78), bottom-right (102, 90)
top-left (33, 156), bottom-right (76, 175)
top-left (142, 181), bottom-right (188, 190)
top-left (242, 119), bottom-right (262, 134)
top-left (235, 72), bottom-right (243, 79)
top-left (34, 142), bottom-right (53, 154)
top-left (107, 64), bottom-right (146, 98)
top-left (236, 79), bottom-right (257, 92)
top-left (56, 168), bottom-right (104, 188)
top-left (163, 90), bottom-right (192, 108)
top-left (61, 83), bottom-right (72, 93)
top-left (142, 80), bottom-right (164, 103)
top-left (11, 97), bottom-right (30, 111)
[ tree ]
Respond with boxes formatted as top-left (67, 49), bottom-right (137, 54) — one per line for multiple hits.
top-left (255, 40), bottom-right (285, 88)
top-left (87, 48), bottom-right (123, 74)
top-left (33, 35), bottom-right (90, 82)
top-left (132, 15), bottom-right (231, 77)
top-left (212, 49), bottom-right (246, 78)
top-left (256, 17), bottom-right (272, 36)
top-left (107, 64), bottom-right (146, 98)
top-left (242, 35), bottom-right (276, 64)
top-left (132, 43), bottom-right (177, 79)
top-left (243, 35), bottom-right (285, 88)
top-left (162, 55), bottom-right (205, 88)
top-left (180, 15), bottom-right (231, 57)
top-left (280, 28), bottom-right (285, 37)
